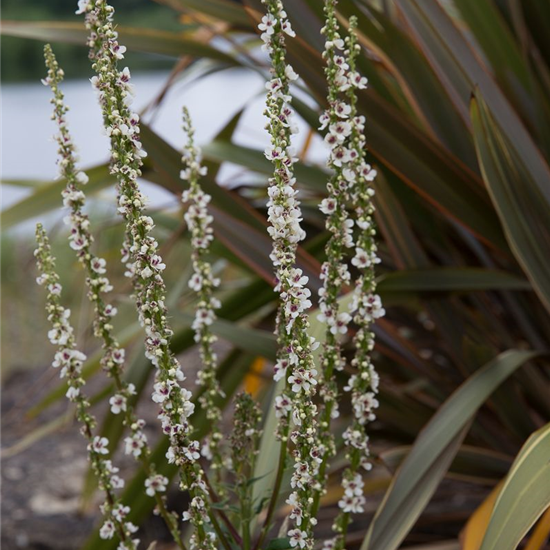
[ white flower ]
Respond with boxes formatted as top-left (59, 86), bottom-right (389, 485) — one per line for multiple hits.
top-left (338, 493), bottom-right (365, 513)
top-left (91, 436), bottom-right (109, 455)
top-left (282, 19), bottom-right (296, 37)
top-left (152, 382), bottom-right (170, 404)
top-left (288, 528), bottom-right (307, 549)
top-left (112, 504), bottom-right (130, 522)
top-left (66, 386), bottom-right (80, 401)
top-left (150, 255), bottom-right (166, 271)
top-left (124, 433), bottom-right (146, 458)
top-left (329, 121), bottom-right (352, 141)
top-left (285, 65), bottom-right (299, 81)
top-left (275, 394), bottom-right (292, 417)
top-left (351, 247), bottom-right (371, 269)
top-left (349, 71), bottom-right (368, 89)
top-left (319, 198), bottom-right (337, 215)
top-left (76, 171), bottom-right (89, 184)
top-left (183, 441), bottom-right (201, 462)
top-left (48, 283), bottom-right (62, 296)
top-left (331, 312), bottom-right (351, 335)
top-left (258, 13), bottom-right (276, 35)
top-left (75, 0), bottom-right (89, 15)
top-left (99, 520), bottom-right (115, 540)
top-left (288, 367), bottom-right (318, 393)
top-left (91, 257), bottom-right (107, 274)
top-left (141, 266), bottom-right (153, 279)
top-left (109, 394), bottom-right (127, 414)
top-left (145, 474), bottom-right (168, 497)
top-left (264, 146), bottom-right (284, 161)
top-left (334, 101), bottom-right (351, 118)
top-left (112, 348), bottom-right (125, 364)
top-left (104, 304), bottom-right (118, 317)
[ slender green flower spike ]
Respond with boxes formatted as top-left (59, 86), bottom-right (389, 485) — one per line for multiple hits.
top-left (229, 393), bottom-right (262, 549)
top-left (42, 43), bottom-right (185, 549)
top-left (260, 1), bottom-right (322, 548)
top-left (34, 224), bottom-right (138, 550)
top-left (180, 106), bottom-right (225, 489)
top-left (77, 1), bottom-right (221, 548)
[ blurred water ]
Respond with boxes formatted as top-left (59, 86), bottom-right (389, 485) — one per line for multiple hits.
top-left (1, 68), bottom-right (325, 233)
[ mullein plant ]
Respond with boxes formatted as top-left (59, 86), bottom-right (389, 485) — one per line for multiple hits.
top-left (180, 107), bottom-right (225, 487)
top-left (35, 225), bottom-right (139, 550)
top-left (34, 0), bottom-right (384, 549)
top-left (78, 1), bottom-right (221, 548)
top-left (260, 1), bottom-right (324, 549)
top-left (311, 0), bottom-right (358, 516)
top-left (319, 9), bottom-right (384, 550)
top-left (41, 44), bottom-right (185, 549)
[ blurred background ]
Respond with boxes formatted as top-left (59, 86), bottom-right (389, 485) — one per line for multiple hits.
top-left (2, 1), bottom-right (550, 550)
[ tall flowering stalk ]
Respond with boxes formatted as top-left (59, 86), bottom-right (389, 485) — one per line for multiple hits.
top-left (311, 0), bottom-right (360, 515)
top-left (180, 107), bottom-right (225, 485)
top-left (34, 224), bottom-right (138, 550)
top-left (78, 2), bottom-right (220, 548)
top-left (319, 11), bottom-right (385, 550)
top-left (42, 44), bottom-right (185, 549)
top-left (260, 2), bottom-right (323, 548)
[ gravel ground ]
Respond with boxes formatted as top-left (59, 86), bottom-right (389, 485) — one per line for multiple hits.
top-left (2, 351), bottom-right (500, 550)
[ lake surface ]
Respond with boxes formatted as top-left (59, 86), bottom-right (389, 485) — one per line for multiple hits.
top-left (1, 68), bottom-right (326, 233)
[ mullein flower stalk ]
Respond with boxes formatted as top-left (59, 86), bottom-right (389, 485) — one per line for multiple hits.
top-left (260, 2), bottom-right (322, 548)
top-left (78, 2), bottom-right (219, 548)
top-left (180, 107), bottom-right (225, 489)
top-left (42, 44), bottom-right (185, 549)
top-left (35, 224), bottom-right (138, 550)
top-left (320, 13), bottom-right (385, 550)
top-left (311, 0), bottom-right (360, 515)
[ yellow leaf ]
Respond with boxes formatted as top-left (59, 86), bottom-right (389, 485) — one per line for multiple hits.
top-left (461, 482), bottom-right (503, 550)
top-left (243, 356), bottom-right (266, 397)
top-left (524, 506), bottom-right (550, 550)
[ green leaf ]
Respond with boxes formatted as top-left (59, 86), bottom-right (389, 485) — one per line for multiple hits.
top-left (338, 0), bottom-right (477, 169)
top-left (397, 0), bottom-right (550, 202)
top-left (378, 268), bottom-right (531, 294)
top-left (362, 350), bottom-right (540, 550)
top-left (470, 92), bottom-right (550, 313)
top-left (1, 178), bottom-right (48, 188)
top-left (266, 538), bottom-right (292, 550)
top-left (176, 311), bottom-right (278, 360)
top-left (480, 422), bottom-right (550, 550)
top-left (202, 140), bottom-right (328, 191)
top-left (1, 164), bottom-right (115, 230)
top-left (0, 21), bottom-right (239, 65)
top-left (282, 29), bottom-right (508, 250)
top-left (158, 0), bottom-right (252, 26)
top-left (380, 445), bottom-right (513, 484)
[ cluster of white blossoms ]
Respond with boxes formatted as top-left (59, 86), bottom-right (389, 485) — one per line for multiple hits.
top-left (42, 43), bottom-right (185, 548)
top-left (35, 225), bottom-right (138, 550)
top-left (261, 2), bottom-right (323, 548)
top-left (79, 2), bottom-right (216, 548)
top-left (180, 106), bottom-right (225, 484)
top-left (319, 10), bottom-right (384, 550)
top-left (310, 0), bottom-right (366, 519)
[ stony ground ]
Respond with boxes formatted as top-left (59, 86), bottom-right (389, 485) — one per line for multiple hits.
top-left (2, 354), bottom-right (497, 550)
top-left (1, 345), bottom-right (209, 550)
